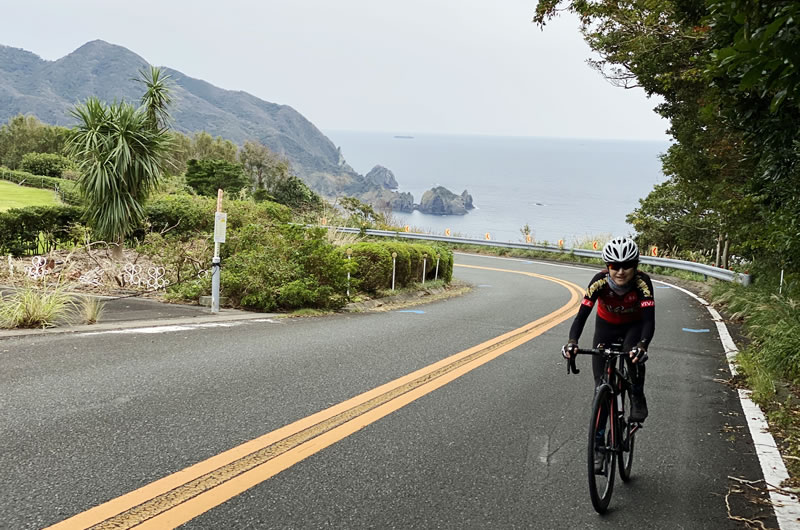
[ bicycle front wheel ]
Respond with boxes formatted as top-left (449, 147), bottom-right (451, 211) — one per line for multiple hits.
top-left (588, 385), bottom-right (616, 513)
top-left (618, 387), bottom-right (635, 482)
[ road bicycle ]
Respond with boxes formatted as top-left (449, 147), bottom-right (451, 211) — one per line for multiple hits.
top-left (566, 342), bottom-right (642, 513)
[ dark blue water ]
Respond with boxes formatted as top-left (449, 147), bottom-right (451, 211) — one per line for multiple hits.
top-left (325, 131), bottom-right (669, 245)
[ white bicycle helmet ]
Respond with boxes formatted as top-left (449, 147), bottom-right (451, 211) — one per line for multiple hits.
top-left (601, 237), bottom-right (639, 263)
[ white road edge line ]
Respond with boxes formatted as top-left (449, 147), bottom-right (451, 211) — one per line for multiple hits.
top-left (82, 322), bottom-right (244, 335)
top-left (658, 279), bottom-right (800, 529)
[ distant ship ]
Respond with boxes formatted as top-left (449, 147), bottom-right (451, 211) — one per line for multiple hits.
top-left (393, 135), bottom-right (414, 139)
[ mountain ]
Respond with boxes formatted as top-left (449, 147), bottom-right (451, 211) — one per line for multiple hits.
top-left (0, 40), bottom-right (381, 198)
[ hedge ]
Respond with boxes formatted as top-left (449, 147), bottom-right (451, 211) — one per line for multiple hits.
top-left (346, 240), bottom-right (454, 293)
top-left (0, 205), bottom-right (84, 256)
top-left (219, 224), bottom-right (351, 311)
top-left (347, 242), bottom-right (393, 293)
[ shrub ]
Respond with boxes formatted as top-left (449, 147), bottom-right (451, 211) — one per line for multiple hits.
top-left (347, 242), bottom-right (393, 293)
top-left (137, 232), bottom-right (213, 287)
top-left (20, 152), bottom-right (76, 178)
top-left (0, 205), bottom-right (84, 256)
top-left (220, 224), bottom-right (349, 311)
top-left (408, 243), bottom-right (439, 282)
top-left (227, 198), bottom-right (291, 228)
top-left (380, 242), bottom-right (413, 286)
top-left (351, 240), bottom-right (454, 289)
top-left (434, 245), bottom-right (454, 283)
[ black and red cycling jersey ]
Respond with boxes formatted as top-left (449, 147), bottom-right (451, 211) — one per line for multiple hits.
top-left (569, 270), bottom-right (655, 348)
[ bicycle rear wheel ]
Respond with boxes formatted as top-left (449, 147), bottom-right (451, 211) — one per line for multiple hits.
top-left (618, 387), bottom-right (635, 482)
top-left (588, 385), bottom-right (616, 513)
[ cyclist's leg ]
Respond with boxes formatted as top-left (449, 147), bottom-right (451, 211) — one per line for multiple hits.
top-left (623, 322), bottom-right (648, 421)
top-left (592, 317), bottom-right (621, 387)
top-left (622, 323), bottom-right (646, 395)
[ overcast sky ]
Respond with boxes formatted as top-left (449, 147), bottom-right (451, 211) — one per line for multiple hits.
top-left (3, 0), bottom-right (669, 141)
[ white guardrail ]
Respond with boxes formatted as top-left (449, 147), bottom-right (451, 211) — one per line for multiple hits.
top-left (329, 226), bottom-right (752, 286)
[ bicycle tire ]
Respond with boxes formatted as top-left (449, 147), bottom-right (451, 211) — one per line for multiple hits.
top-left (618, 386), bottom-right (635, 482)
top-left (588, 385), bottom-right (616, 513)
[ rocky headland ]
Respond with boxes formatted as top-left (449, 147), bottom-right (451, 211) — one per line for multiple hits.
top-left (417, 186), bottom-right (475, 215)
top-left (365, 165), bottom-right (399, 189)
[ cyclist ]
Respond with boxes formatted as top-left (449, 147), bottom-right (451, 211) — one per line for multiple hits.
top-left (561, 237), bottom-right (655, 425)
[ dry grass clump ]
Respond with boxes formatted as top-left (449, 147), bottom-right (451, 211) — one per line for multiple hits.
top-left (325, 228), bottom-right (361, 247)
top-left (0, 284), bottom-right (75, 329)
top-left (76, 295), bottom-right (105, 325)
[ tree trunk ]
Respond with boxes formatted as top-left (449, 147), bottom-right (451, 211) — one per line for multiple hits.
top-left (715, 233), bottom-right (722, 267)
top-left (722, 234), bottom-right (730, 269)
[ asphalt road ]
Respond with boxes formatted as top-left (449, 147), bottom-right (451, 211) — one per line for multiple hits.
top-left (0, 253), bottom-right (777, 528)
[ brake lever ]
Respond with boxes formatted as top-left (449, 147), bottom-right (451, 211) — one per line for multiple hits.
top-left (567, 355), bottom-right (580, 374)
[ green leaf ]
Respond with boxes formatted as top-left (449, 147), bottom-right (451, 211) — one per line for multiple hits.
top-left (770, 88), bottom-right (788, 113)
top-left (739, 65), bottom-right (764, 90)
top-left (762, 15), bottom-right (789, 42)
top-left (715, 47), bottom-right (738, 67)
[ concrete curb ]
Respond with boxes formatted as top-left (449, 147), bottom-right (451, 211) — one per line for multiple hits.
top-left (0, 310), bottom-right (279, 340)
top-left (343, 287), bottom-right (447, 312)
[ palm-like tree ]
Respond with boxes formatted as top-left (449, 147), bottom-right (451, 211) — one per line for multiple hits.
top-left (66, 67), bottom-right (173, 259)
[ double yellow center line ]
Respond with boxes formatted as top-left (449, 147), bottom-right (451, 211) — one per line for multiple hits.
top-left (48, 264), bottom-right (582, 529)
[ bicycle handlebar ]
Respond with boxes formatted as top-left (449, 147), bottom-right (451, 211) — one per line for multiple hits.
top-left (565, 347), bottom-right (630, 375)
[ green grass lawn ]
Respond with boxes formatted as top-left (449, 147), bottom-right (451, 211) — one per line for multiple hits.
top-left (0, 180), bottom-right (60, 211)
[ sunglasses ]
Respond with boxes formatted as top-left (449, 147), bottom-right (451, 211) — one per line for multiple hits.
top-left (607, 260), bottom-right (638, 271)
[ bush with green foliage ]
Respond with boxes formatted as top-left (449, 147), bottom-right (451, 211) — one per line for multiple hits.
top-left (0, 205), bottom-right (84, 256)
top-left (347, 242), bottom-right (393, 293)
top-left (379, 242), bottom-right (412, 286)
top-left (407, 243), bottom-right (440, 282)
top-left (143, 194), bottom-right (216, 235)
top-left (185, 158), bottom-right (248, 197)
top-left (346, 240), bottom-right (453, 293)
top-left (20, 153), bottom-right (76, 178)
top-left (220, 224), bottom-right (352, 311)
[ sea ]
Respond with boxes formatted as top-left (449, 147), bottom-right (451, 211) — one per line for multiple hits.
top-left (324, 131), bottom-right (670, 245)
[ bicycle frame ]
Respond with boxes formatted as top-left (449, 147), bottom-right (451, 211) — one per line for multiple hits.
top-left (583, 345), bottom-right (642, 441)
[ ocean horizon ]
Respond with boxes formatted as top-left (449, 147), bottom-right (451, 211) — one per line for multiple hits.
top-left (325, 130), bottom-right (670, 245)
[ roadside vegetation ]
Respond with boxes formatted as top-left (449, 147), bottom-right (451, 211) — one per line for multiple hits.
top-left (712, 280), bottom-right (800, 486)
top-left (0, 69), bottom-right (454, 327)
